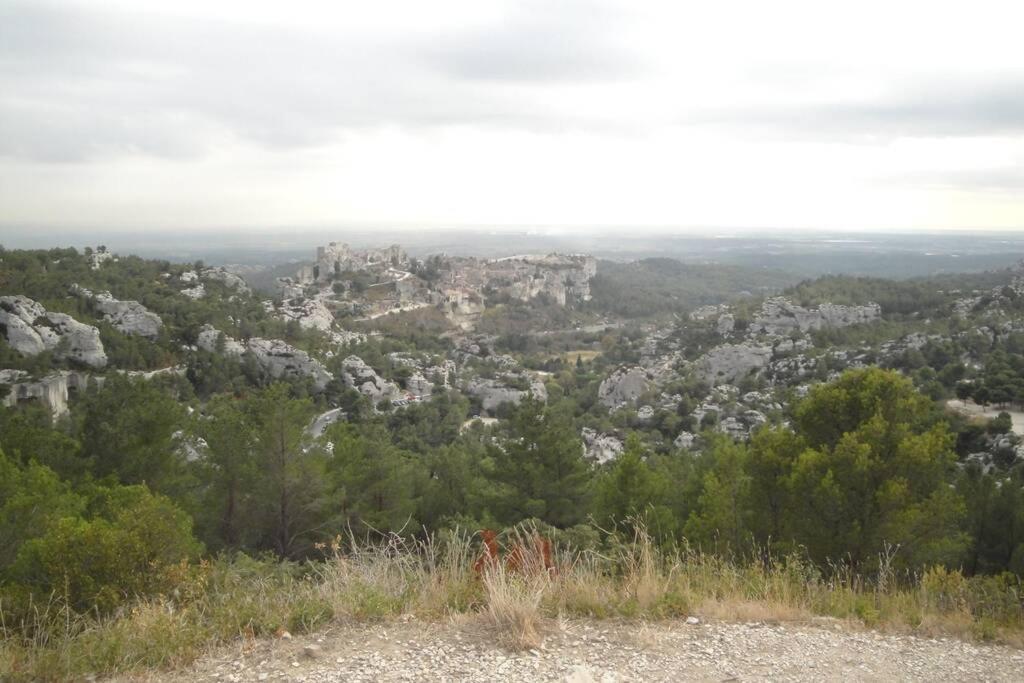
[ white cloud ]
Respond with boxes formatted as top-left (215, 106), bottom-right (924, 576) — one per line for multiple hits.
top-left (2, 0), bottom-right (1024, 231)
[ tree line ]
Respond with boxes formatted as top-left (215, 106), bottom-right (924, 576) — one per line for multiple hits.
top-left (2, 368), bottom-right (1023, 617)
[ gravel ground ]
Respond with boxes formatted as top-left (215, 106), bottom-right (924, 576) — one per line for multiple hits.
top-left (123, 618), bottom-right (1024, 682)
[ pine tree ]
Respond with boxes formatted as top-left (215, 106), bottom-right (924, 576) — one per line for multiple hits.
top-left (491, 398), bottom-right (590, 528)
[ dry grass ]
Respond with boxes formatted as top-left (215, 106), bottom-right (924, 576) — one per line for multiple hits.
top-left (3, 525), bottom-right (1023, 681)
top-left (560, 350), bottom-right (602, 364)
top-left (481, 565), bottom-right (549, 650)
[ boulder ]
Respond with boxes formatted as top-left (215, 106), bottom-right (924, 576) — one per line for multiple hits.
top-left (201, 267), bottom-right (251, 294)
top-left (196, 324), bottom-right (245, 357)
top-left (581, 427), bottom-right (624, 463)
top-left (80, 289), bottom-right (163, 339)
top-left (406, 372), bottom-right (434, 397)
top-left (340, 355), bottom-right (400, 401)
top-left (246, 338), bottom-right (333, 390)
top-left (673, 431), bottom-right (696, 449)
top-left (181, 284), bottom-right (206, 299)
top-left (0, 295), bottom-right (107, 368)
top-left (272, 297), bottom-right (335, 332)
top-left (464, 377), bottom-right (547, 413)
top-left (598, 366), bottom-right (652, 409)
top-left (695, 343), bottom-right (772, 384)
top-left (717, 416), bottom-right (749, 440)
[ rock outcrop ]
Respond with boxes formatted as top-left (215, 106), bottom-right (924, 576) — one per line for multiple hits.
top-left (598, 366), bottom-right (652, 409)
top-left (406, 372), bottom-right (434, 397)
top-left (340, 355), bottom-right (400, 401)
top-left (750, 297), bottom-right (880, 336)
top-left (0, 295), bottom-right (107, 368)
top-left (196, 325), bottom-right (246, 357)
top-left (271, 298), bottom-right (335, 332)
top-left (1, 370), bottom-right (92, 419)
top-left (95, 293), bottom-right (163, 339)
top-left (246, 338), bottom-right (333, 390)
top-left (581, 427), bottom-right (624, 463)
top-left (73, 287), bottom-right (163, 339)
top-left (673, 431), bottom-right (696, 449)
top-left (464, 377), bottom-right (548, 413)
top-left (181, 284), bottom-right (206, 300)
top-left (201, 267), bottom-right (251, 294)
top-left (695, 343), bottom-right (772, 384)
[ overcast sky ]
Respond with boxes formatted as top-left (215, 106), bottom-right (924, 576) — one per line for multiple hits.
top-left (2, 0), bottom-right (1024, 233)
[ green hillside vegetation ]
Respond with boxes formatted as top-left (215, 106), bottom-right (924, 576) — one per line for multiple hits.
top-left (2, 248), bottom-right (1024, 679)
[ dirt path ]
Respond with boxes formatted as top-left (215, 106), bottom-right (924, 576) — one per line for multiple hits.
top-left (120, 618), bottom-right (1024, 682)
top-left (947, 398), bottom-right (1024, 434)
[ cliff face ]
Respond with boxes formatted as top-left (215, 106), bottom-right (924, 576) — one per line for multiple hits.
top-left (1, 370), bottom-right (94, 419)
top-left (490, 254), bottom-right (597, 305)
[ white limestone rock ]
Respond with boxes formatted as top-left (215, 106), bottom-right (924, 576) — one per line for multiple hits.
top-left (598, 366), bottom-right (652, 409)
top-left (73, 287), bottom-right (163, 339)
top-left (196, 325), bottom-right (245, 357)
top-left (750, 297), bottom-right (880, 336)
top-left (581, 427), bottom-right (624, 464)
top-left (695, 343), bottom-right (772, 384)
top-left (718, 416), bottom-right (749, 440)
top-left (247, 338), bottom-right (333, 390)
top-left (406, 372), bottom-right (434, 397)
top-left (673, 431), bottom-right (696, 449)
top-left (181, 283), bottom-right (206, 299)
top-left (2, 370), bottom-right (92, 419)
top-left (340, 355), bottom-right (400, 401)
top-left (272, 297), bottom-right (335, 332)
top-left (201, 267), bottom-right (251, 294)
top-left (464, 377), bottom-right (547, 413)
top-left (0, 295), bottom-right (107, 368)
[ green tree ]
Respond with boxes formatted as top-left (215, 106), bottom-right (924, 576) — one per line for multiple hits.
top-left (745, 426), bottom-right (804, 551)
top-left (6, 481), bottom-right (200, 613)
top-left (0, 448), bottom-right (84, 571)
top-left (77, 375), bottom-right (188, 493)
top-left (248, 384), bottom-right (322, 558)
top-left (684, 437), bottom-right (750, 554)
top-left (324, 423), bottom-right (422, 533)
top-left (490, 398), bottom-right (590, 528)
top-left (789, 368), bottom-right (967, 570)
top-left (192, 394), bottom-right (259, 550)
top-left (593, 434), bottom-right (676, 540)
top-left (0, 403), bottom-right (85, 480)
